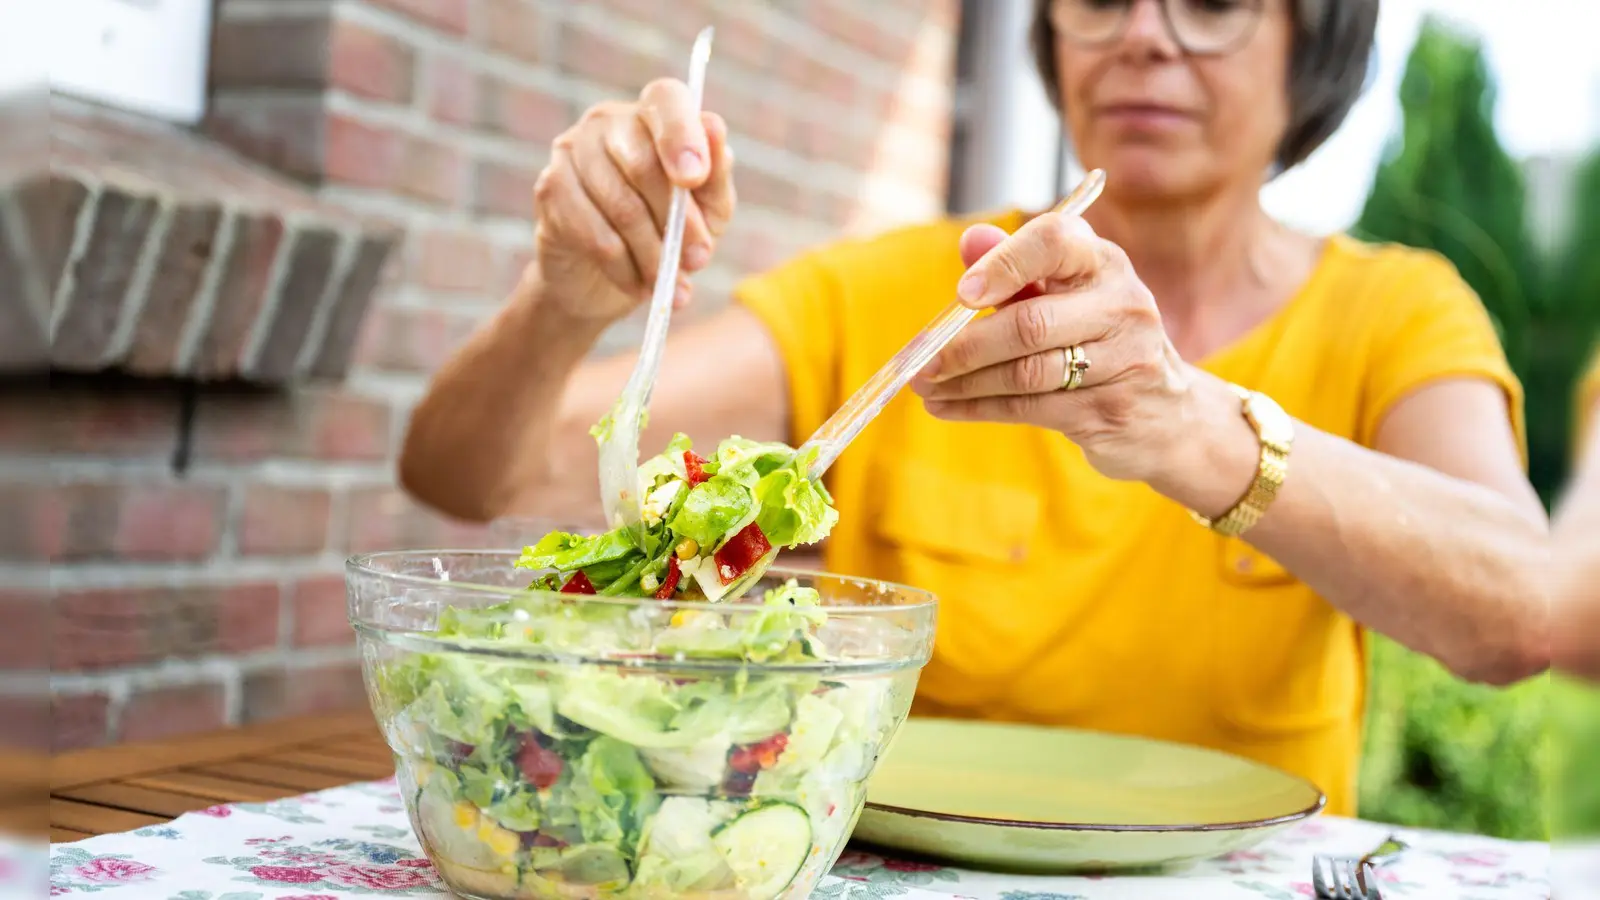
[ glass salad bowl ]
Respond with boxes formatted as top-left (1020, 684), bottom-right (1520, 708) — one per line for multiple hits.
top-left (347, 550), bottom-right (937, 900)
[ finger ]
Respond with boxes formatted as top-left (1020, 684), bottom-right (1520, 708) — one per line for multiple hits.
top-left (692, 111), bottom-right (736, 239)
top-left (918, 292), bottom-right (1117, 384)
top-left (913, 339), bottom-right (1112, 401)
top-left (923, 390), bottom-right (1086, 426)
top-left (572, 127), bottom-right (664, 290)
top-left (958, 223), bottom-right (1007, 267)
top-left (537, 149), bottom-right (641, 291)
top-left (955, 213), bottom-right (1102, 308)
top-left (603, 114), bottom-right (715, 272)
top-left (638, 78), bottom-right (711, 187)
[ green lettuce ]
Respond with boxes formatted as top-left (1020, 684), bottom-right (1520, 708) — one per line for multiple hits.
top-left (669, 475), bottom-right (754, 546)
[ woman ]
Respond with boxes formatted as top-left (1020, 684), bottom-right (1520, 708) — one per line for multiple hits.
top-left (400, 0), bottom-right (1549, 816)
top-left (1554, 351), bottom-right (1600, 680)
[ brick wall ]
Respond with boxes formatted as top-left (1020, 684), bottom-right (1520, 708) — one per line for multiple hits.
top-left (40, 0), bottom-right (960, 750)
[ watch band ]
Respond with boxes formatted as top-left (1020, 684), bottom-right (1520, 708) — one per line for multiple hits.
top-left (1189, 384), bottom-right (1293, 538)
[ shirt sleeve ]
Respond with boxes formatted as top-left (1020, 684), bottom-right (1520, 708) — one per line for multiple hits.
top-left (1356, 250), bottom-right (1527, 461)
top-left (1578, 346), bottom-right (1600, 457)
top-left (730, 248), bottom-right (846, 450)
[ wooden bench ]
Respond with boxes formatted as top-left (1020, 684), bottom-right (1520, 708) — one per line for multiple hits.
top-left (49, 710), bottom-right (390, 843)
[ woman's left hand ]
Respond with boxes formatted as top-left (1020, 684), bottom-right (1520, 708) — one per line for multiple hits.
top-left (910, 212), bottom-right (1202, 484)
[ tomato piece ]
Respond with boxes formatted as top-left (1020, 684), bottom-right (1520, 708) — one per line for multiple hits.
top-left (728, 733), bottom-right (789, 774)
top-left (559, 571), bottom-right (596, 594)
top-left (653, 555), bottom-right (682, 599)
top-left (714, 522), bottom-right (771, 584)
top-left (684, 450), bottom-right (711, 486)
top-left (517, 736), bottom-right (564, 789)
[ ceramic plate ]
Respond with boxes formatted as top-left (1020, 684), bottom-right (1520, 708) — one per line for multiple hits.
top-left (853, 717), bottom-right (1325, 874)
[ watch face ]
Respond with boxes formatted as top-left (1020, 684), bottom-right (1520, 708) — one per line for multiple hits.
top-left (1244, 393), bottom-right (1295, 447)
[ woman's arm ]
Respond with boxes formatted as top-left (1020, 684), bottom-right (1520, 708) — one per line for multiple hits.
top-left (915, 212), bottom-right (1549, 687)
top-left (1552, 393), bottom-right (1600, 680)
top-left (1163, 374), bottom-right (1548, 686)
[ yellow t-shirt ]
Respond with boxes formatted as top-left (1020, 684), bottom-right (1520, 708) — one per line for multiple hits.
top-left (1581, 347), bottom-right (1600, 449)
top-left (734, 210), bottom-right (1524, 818)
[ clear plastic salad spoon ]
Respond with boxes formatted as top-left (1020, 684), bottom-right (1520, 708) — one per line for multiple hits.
top-left (796, 167), bottom-right (1106, 479)
top-left (594, 25), bottom-right (715, 551)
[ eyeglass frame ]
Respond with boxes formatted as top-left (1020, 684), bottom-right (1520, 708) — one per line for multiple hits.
top-left (1046, 0), bottom-right (1267, 57)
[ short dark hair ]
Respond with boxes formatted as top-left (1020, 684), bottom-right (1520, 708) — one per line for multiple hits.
top-left (1029, 0), bottom-right (1381, 171)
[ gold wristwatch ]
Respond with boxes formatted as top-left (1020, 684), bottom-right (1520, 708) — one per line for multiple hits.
top-left (1189, 384), bottom-right (1294, 538)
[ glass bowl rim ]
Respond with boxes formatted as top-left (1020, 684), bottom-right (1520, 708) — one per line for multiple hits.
top-left (344, 549), bottom-right (940, 618)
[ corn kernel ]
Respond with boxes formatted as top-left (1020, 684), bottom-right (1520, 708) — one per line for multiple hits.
top-left (675, 539), bottom-right (698, 559)
top-left (670, 610), bottom-right (700, 628)
top-left (480, 822), bottom-right (521, 857)
top-left (641, 572), bottom-right (659, 592)
top-left (452, 802), bottom-right (478, 829)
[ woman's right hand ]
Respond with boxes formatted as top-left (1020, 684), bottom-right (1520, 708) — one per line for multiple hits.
top-left (531, 78), bottom-right (737, 322)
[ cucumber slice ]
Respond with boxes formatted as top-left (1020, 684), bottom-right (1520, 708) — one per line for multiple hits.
top-left (710, 802), bottom-right (812, 900)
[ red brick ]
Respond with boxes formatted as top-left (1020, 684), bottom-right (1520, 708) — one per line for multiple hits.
top-left (473, 158), bottom-right (537, 219)
top-left (242, 662), bottom-right (369, 723)
top-left (6, 386), bottom-right (177, 457)
top-left (425, 54), bottom-right (479, 126)
top-left (209, 17), bottom-right (331, 89)
top-left (46, 482), bottom-right (225, 562)
top-left (339, 486), bottom-right (493, 553)
top-left (368, 0), bottom-right (470, 35)
top-left (708, 7), bottom-right (772, 72)
top-left (411, 227), bottom-right (494, 293)
top-left (52, 694), bottom-right (112, 752)
top-left (323, 113), bottom-right (405, 191)
top-left (481, 0), bottom-right (544, 63)
top-left (238, 486), bottom-right (333, 556)
top-left (329, 17), bottom-right (417, 104)
top-left (397, 135), bottom-right (469, 206)
top-left (736, 168), bottom-right (805, 215)
top-left (52, 582), bottom-right (281, 672)
top-left (115, 484), bottom-right (227, 561)
top-left (356, 305), bottom-right (483, 374)
top-left (559, 21), bottom-right (659, 92)
top-left (290, 575), bottom-right (353, 647)
top-left (476, 78), bottom-right (567, 144)
top-left (192, 388), bottom-right (392, 462)
top-left (118, 683), bottom-right (228, 743)
top-left (204, 98), bottom-right (328, 182)
top-left (193, 212), bottom-right (287, 379)
top-left (1, 484), bottom-right (67, 563)
top-left (0, 588), bottom-right (48, 673)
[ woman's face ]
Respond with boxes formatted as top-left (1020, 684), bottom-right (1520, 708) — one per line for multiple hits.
top-left (1053, 0), bottom-right (1295, 202)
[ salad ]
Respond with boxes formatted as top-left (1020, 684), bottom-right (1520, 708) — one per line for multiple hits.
top-left (379, 435), bottom-right (912, 900)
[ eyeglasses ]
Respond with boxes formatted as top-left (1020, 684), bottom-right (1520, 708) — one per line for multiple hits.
top-left (1049, 0), bottom-right (1265, 56)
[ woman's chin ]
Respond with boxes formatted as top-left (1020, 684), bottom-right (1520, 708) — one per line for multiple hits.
top-left (1084, 148), bottom-right (1214, 203)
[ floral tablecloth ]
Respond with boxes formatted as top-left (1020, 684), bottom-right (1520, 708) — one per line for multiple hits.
top-left (46, 777), bottom-right (1554, 900)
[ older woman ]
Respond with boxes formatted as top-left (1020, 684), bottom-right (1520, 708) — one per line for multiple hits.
top-left (1554, 353), bottom-right (1600, 679)
top-left (400, 0), bottom-right (1549, 816)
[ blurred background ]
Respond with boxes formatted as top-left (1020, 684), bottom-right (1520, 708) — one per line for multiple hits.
top-left (7, 0), bottom-right (1599, 858)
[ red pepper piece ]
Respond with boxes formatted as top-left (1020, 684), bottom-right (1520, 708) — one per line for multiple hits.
top-left (517, 737), bottom-right (564, 789)
top-left (729, 733), bottom-right (789, 774)
top-left (559, 571), bottom-right (596, 594)
top-left (684, 451), bottom-right (711, 486)
top-left (713, 521), bottom-right (771, 585)
top-left (654, 555), bottom-right (682, 599)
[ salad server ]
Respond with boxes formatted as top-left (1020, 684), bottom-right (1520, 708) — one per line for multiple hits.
top-left (594, 25), bottom-right (716, 551)
top-left (797, 167), bottom-right (1107, 478)
top-left (717, 170), bottom-right (1107, 602)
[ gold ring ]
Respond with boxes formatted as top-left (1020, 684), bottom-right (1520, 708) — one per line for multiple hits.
top-left (1061, 344), bottom-right (1089, 391)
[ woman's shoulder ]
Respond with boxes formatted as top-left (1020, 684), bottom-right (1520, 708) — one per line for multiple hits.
top-left (798, 208), bottom-right (1026, 277)
top-left (1318, 232), bottom-right (1478, 297)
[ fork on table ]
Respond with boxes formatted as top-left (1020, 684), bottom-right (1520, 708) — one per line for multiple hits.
top-left (1311, 835), bottom-right (1408, 899)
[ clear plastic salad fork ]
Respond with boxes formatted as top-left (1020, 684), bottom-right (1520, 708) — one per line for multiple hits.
top-left (795, 168), bottom-right (1108, 479)
top-left (595, 25), bottom-right (715, 550)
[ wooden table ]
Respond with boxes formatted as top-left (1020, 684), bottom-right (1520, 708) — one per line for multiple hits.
top-left (50, 710), bottom-right (391, 844)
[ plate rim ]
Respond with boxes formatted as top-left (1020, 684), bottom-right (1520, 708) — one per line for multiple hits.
top-left (861, 718), bottom-right (1328, 833)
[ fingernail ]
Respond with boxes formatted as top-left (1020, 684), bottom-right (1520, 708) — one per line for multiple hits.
top-left (957, 271), bottom-right (986, 304)
top-left (674, 283), bottom-right (691, 306)
top-left (678, 150), bottom-right (705, 179)
top-left (684, 244), bottom-right (710, 270)
top-left (919, 359), bottom-right (941, 381)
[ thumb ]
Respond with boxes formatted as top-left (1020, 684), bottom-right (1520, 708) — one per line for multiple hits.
top-left (958, 223), bottom-right (1008, 268)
